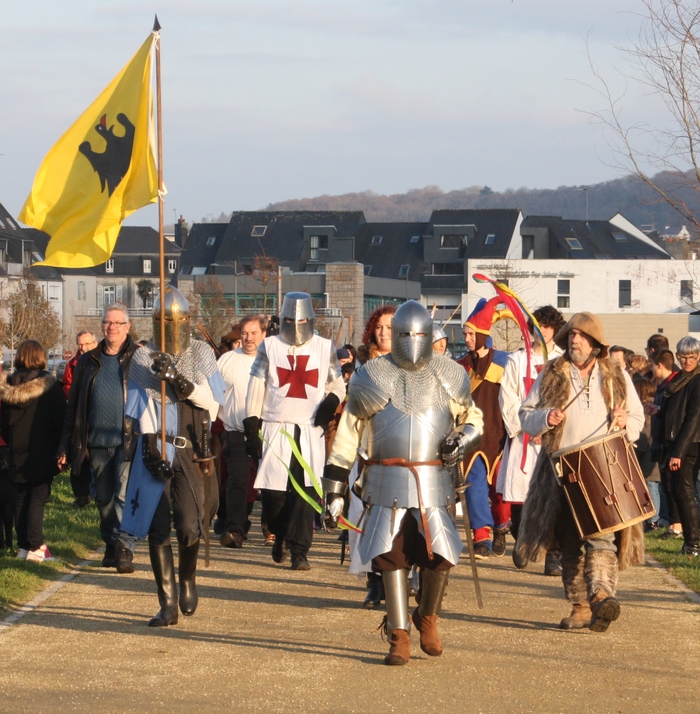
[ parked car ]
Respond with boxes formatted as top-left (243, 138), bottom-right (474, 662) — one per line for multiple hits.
top-left (47, 360), bottom-right (67, 381)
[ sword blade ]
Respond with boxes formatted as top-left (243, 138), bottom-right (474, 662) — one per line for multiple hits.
top-left (450, 457), bottom-right (483, 610)
top-left (457, 488), bottom-right (483, 609)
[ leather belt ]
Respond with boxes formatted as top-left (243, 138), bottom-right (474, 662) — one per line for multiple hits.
top-left (366, 458), bottom-right (442, 560)
top-left (165, 434), bottom-right (193, 449)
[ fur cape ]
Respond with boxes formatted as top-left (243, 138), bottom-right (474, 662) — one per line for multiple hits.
top-left (516, 355), bottom-right (645, 570)
top-left (0, 370), bottom-right (57, 404)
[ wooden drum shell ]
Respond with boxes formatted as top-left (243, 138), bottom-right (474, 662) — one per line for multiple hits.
top-left (551, 432), bottom-right (656, 539)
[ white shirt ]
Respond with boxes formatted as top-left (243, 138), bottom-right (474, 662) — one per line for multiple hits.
top-left (520, 360), bottom-right (645, 448)
top-left (217, 348), bottom-right (257, 432)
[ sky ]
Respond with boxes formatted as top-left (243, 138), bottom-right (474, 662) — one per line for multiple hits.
top-left (1, 0), bottom-right (660, 228)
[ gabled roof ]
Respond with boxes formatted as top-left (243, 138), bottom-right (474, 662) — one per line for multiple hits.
top-left (427, 208), bottom-right (522, 259)
top-left (111, 226), bottom-right (182, 256)
top-left (522, 214), bottom-right (671, 259)
top-left (215, 211), bottom-right (366, 271)
top-left (178, 222), bottom-right (229, 273)
top-left (0, 202), bottom-right (25, 242)
top-left (355, 222), bottom-right (427, 279)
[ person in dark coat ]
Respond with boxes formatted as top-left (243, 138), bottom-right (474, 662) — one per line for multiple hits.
top-left (0, 340), bottom-right (66, 562)
top-left (658, 336), bottom-right (700, 557)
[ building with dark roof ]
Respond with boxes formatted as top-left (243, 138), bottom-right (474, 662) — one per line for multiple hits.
top-left (0, 202), bottom-right (63, 357)
top-left (520, 213), bottom-right (670, 260)
top-left (28, 225), bottom-right (182, 348)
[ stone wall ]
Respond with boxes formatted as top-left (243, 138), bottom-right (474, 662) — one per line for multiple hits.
top-left (325, 263), bottom-right (364, 346)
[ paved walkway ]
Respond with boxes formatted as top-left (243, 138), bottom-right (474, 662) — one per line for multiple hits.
top-left (1, 523), bottom-right (698, 714)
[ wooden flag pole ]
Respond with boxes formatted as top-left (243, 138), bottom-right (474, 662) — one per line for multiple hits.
top-left (154, 16), bottom-right (167, 449)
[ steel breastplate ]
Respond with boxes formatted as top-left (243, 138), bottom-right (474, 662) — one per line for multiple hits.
top-left (361, 403), bottom-right (455, 509)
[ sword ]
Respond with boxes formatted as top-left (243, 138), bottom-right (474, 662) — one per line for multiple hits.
top-left (449, 458), bottom-right (484, 609)
top-left (339, 529), bottom-right (348, 565)
top-left (194, 418), bottom-right (216, 567)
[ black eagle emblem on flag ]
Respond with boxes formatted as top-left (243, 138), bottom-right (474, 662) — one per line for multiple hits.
top-left (79, 112), bottom-right (135, 196)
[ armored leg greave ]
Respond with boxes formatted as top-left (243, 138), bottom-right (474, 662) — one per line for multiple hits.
top-left (382, 569), bottom-right (411, 634)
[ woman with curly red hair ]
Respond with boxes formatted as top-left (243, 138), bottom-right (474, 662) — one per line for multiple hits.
top-left (357, 305), bottom-right (396, 365)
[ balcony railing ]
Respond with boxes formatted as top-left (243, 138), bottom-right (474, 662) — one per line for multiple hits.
top-left (84, 307), bottom-right (154, 316)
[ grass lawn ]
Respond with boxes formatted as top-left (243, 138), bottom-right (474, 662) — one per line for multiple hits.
top-left (0, 472), bottom-right (102, 617)
top-left (645, 530), bottom-right (700, 596)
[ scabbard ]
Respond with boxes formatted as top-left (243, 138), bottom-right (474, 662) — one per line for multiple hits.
top-left (453, 462), bottom-right (483, 610)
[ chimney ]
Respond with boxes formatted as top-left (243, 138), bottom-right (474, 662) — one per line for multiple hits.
top-left (174, 215), bottom-right (189, 248)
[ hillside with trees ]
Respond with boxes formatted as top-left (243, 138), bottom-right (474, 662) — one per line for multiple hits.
top-left (259, 171), bottom-right (700, 234)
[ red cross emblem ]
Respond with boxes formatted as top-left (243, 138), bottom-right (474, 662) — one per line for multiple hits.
top-left (277, 355), bottom-right (319, 399)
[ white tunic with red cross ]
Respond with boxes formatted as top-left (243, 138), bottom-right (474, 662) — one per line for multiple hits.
top-left (254, 334), bottom-right (331, 491)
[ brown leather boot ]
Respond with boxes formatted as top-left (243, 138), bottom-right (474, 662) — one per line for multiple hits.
top-left (384, 628), bottom-right (410, 666)
top-left (411, 610), bottom-right (442, 656)
top-left (589, 591), bottom-right (620, 633)
top-left (412, 569), bottom-right (449, 655)
top-left (559, 602), bottom-right (592, 630)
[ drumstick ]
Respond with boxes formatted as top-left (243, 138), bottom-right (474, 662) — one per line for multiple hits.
top-left (608, 398), bottom-right (627, 433)
top-left (561, 386), bottom-right (587, 412)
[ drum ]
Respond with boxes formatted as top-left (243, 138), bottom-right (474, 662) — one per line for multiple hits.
top-left (551, 431), bottom-right (656, 539)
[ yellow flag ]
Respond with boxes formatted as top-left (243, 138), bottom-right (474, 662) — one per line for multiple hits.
top-left (20, 34), bottom-right (158, 268)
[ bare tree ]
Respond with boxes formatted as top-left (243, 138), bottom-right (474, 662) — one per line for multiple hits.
top-left (589, 0), bottom-right (700, 230)
top-left (473, 261), bottom-right (540, 351)
top-left (0, 271), bottom-right (62, 356)
top-left (252, 254), bottom-right (280, 316)
top-left (193, 276), bottom-right (236, 344)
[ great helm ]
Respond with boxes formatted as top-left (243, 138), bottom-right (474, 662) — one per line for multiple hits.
top-left (391, 300), bottom-right (433, 371)
top-left (279, 292), bottom-right (315, 346)
top-left (153, 285), bottom-right (191, 354)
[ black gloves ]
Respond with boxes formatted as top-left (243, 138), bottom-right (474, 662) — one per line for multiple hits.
top-left (243, 416), bottom-right (263, 460)
top-left (142, 433), bottom-right (174, 482)
top-left (314, 393), bottom-right (340, 428)
top-left (441, 425), bottom-right (482, 467)
top-left (150, 351), bottom-right (195, 400)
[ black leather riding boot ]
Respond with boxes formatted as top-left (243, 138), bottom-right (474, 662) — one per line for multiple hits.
top-left (178, 540), bottom-right (200, 616)
top-left (148, 541), bottom-right (179, 627)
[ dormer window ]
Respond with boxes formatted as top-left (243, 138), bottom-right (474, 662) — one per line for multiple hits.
top-left (106, 259), bottom-right (114, 273)
top-left (310, 234), bottom-right (328, 261)
top-left (143, 259), bottom-right (152, 274)
top-left (440, 234), bottom-right (464, 248)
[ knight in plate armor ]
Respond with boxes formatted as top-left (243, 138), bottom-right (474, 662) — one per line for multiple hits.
top-left (324, 300), bottom-right (483, 665)
top-left (122, 286), bottom-right (226, 628)
top-left (244, 292), bottom-right (346, 571)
